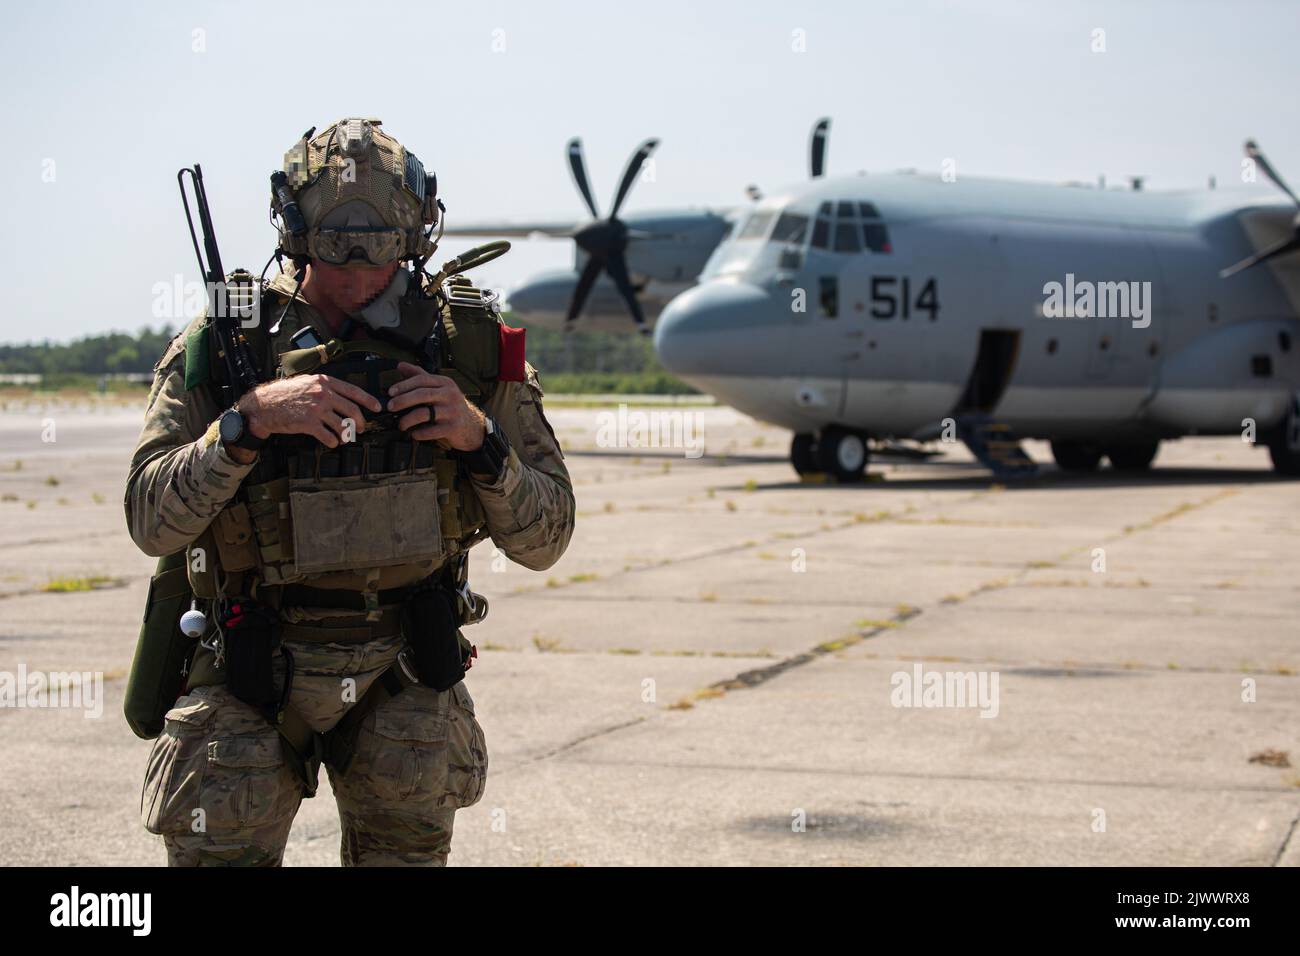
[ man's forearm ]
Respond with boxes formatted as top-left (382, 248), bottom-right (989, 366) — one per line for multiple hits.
top-left (471, 447), bottom-right (575, 571)
top-left (125, 420), bottom-right (255, 557)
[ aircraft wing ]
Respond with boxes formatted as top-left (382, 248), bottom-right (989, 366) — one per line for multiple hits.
top-left (440, 220), bottom-right (578, 238)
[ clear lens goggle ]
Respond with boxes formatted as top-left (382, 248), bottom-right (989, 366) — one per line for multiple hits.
top-left (308, 226), bottom-right (406, 265)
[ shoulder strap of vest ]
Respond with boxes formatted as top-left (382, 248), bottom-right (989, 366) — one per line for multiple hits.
top-left (441, 279), bottom-right (505, 405)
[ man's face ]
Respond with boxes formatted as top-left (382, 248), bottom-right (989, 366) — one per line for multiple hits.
top-left (308, 258), bottom-right (400, 314)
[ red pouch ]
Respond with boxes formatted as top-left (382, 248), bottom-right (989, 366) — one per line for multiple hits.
top-left (498, 324), bottom-right (526, 381)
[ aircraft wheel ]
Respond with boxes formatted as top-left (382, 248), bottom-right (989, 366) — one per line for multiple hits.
top-left (791, 433), bottom-right (818, 476)
top-left (816, 427), bottom-right (868, 483)
top-left (1106, 441), bottom-right (1159, 471)
top-left (1050, 440), bottom-right (1103, 473)
top-left (1266, 396), bottom-right (1300, 477)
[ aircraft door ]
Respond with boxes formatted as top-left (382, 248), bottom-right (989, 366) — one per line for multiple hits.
top-left (840, 217), bottom-right (1002, 436)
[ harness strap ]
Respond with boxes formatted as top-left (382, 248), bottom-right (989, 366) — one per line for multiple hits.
top-left (279, 616), bottom-right (402, 643)
top-left (274, 651), bottom-right (422, 796)
top-left (277, 583), bottom-right (419, 611)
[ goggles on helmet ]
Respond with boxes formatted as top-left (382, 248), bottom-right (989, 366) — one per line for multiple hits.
top-left (308, 226), bottom-right (405, 265)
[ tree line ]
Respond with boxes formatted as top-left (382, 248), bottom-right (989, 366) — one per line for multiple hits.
top-left (0, 319), bottom-right (696, 393)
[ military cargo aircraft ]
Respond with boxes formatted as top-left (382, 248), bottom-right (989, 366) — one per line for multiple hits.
top-left (444, 120), bottom-right (833, 332)
top-left (652, 141), bottom-right (1300, 481)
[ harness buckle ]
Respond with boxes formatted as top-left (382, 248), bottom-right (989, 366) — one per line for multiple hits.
top-left (396, 645), bottom-right (420, 685)
top-left (456, 579), bottom-right (477, 616)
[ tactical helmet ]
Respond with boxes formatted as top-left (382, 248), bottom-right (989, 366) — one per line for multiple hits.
top-left (273, 118), bottom-right (439, 264)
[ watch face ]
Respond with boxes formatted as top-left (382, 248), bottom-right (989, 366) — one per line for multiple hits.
top-left (219, 409), bottom-right (242, 442)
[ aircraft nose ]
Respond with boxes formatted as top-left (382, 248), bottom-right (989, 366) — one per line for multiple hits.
top-left (654, 280), bottom-right (776, 376)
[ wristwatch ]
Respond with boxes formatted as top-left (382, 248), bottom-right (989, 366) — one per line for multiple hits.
top-left (218, 407), bottom-right (267, 451)
top-left (458, 415), bottom-right (510, 480)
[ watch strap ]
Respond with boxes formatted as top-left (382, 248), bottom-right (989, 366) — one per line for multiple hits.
top-left (459, 417), bottom-right (510, 479)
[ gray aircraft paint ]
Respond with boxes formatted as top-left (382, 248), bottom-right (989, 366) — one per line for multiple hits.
top-left (654, 171), bottom-right (1300, 443)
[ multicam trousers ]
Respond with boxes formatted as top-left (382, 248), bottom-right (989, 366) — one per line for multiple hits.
top-left (138, 636), bottom-right (488, 866)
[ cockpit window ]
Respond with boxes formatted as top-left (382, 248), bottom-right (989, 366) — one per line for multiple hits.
top-left (770, 212), bottom-right (809, 244)
top-left (810, 216), bottom-right (831, 249)
top-left (737, 211), bottom-right (775, 240)
top-left (834, 221), bottom-right (862, 253)
top-left (807, 199), bottom-right (891, 254)
top-left (862, 222), bottom-right (890, 253)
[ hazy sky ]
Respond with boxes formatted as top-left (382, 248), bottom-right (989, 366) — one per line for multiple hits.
top-left (3, 0), bottom-right (1297, 343)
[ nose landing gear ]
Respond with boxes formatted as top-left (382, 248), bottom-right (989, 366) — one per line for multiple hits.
top-left (790, 427), bottom-right (869, 483)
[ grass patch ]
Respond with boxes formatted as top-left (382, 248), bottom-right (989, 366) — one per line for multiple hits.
top-left (40, 575), bottom-right (124, 593)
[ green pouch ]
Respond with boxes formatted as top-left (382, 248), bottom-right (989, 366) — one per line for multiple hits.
top-left (123, 552), bottom-right (199, 739)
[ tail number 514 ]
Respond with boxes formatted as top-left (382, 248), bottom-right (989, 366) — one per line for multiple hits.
top-left (870, 276), bottom-right (939, 320)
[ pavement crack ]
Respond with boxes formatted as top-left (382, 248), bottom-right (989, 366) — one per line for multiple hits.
top-left (1271, 806), bottom-right (1300, 866)
top-left (495, 716), bottom-right (650, 778)
top-left (549, 754), bottom-right (1300, 797)
top-left (697, 608), bottom-right (922, 700)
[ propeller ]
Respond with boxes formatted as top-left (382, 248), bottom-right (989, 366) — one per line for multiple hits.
top-left (809, 117), bottom-right (830, 178)
top-left (1220, 139), bottom-right (1300, 278)
top-left (746, 117), bottom-right (831, 202)
top-left (564, 137), bottom-right (660, 331)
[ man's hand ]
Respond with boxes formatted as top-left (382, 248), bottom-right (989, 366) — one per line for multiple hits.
top-left (226, 374), bottom-right (382, 462)
top-left (387, 361), bottom-right (487, 451)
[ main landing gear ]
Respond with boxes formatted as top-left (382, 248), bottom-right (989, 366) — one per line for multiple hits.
top-left (1050, 440), bottom-right (1160, 473)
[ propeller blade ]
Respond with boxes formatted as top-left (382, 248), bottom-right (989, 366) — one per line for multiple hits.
top-left (566, 138), bottom-right (600, 219)
top-left (1246, 140), bottom-right (1300, 208)
top-left (565, 256), bottom-right (605, 324)
top-left (810, 117), bottom-right (830, 178)
top-left (1219, 233), bottom-right (1300, 278)
top-left (609, 138), bottom-right (660, 220)
top-left (603, 251), bottom-right (647, 328)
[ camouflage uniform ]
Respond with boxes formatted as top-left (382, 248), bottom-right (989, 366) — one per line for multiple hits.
top-left (129, 259), bottom-right (574, 866)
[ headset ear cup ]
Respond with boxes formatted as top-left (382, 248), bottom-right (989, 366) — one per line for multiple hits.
top-left (422, 182), bottom-right (439, 226)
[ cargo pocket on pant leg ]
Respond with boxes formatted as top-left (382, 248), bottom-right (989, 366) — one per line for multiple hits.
top-left (141, 691), bottom-right (297, 843)
top-left (350, 687), bottom-right (452, 806)
top-left (448, 682), bottom-right (488, 808)
top-left (205, 732), bottom-right (292, 831)
top-left (140, 695), bottom-right (215, 835)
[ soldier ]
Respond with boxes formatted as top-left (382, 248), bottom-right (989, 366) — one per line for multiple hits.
top-left (126, 118), bottom-right (574, 866)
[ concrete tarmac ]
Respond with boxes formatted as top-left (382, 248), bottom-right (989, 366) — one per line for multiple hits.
top-left (0, 396), bottom-right (1296, 866)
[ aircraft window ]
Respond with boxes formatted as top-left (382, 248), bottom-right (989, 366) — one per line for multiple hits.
top-left (819, 276), bottom-right (838, 317)
top-left (810, 217), bottom-right (831, 249)
top-left (738, 211), bottom-right (775, 240)
top-left (770, 212), bottom-right (809, 244)
top-left (818, 201), bottom-right (833, 216)
top-left (835, 201), bottom-right (856, 218)
top-left (779, 247), bottom-right (803, 270)
top-left (834, 222), bottom-right (862, 253)
top-left (858, 202), bottom-right (881, 219)
top-left (862, 222), bottom-right (890, 253)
